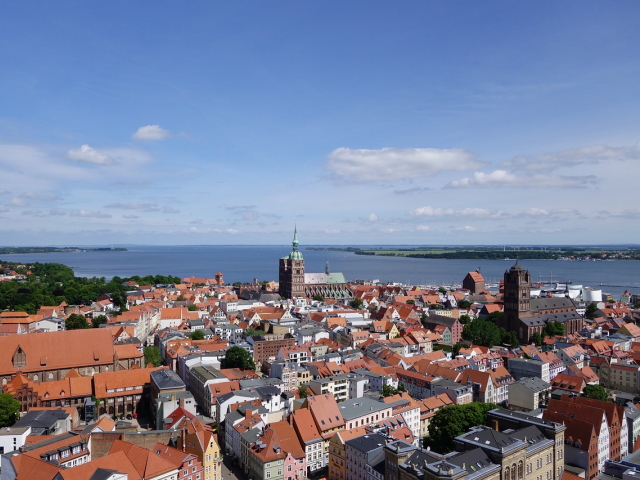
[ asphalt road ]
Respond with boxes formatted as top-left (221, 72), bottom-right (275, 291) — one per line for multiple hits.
top-left (222, 456), bottom-right (245, 480)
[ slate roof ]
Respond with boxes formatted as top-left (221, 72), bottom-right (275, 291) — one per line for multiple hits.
top-left (512, 376), bottom-right (551, 392)
top-left (455, 425), bottom-right (525, 453)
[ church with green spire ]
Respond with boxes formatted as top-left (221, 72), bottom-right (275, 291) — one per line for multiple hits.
top-left (278, 228), bottom-right (351, 301)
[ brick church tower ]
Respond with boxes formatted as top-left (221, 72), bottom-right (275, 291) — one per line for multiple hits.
top-left (279, 227), bottom-right (306, 299)
top-left (502, 260), bottom-right (532, 333)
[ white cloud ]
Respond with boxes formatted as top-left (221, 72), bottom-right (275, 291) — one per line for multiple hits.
top-left (67, 145), bottom-right (114, 165)
top-left (522, 208), bottom-right (550, 217)
top-left (0, 189), bottom-right (10, 195)
top-left (458, 226), bottom-right (477, 232)
top-left (410, 206), bottom-right (506, 218)
top-left (163, 206), bottom-right (180, 214)
top-left (368, 213), bottom-right (378, 222)
top-left (446, 170), bottom-right (596, 188)
top-left (325, 147), bottom-right (483, 182)
top-left (123, 215), bottom-right (139, 219)
top-left (504, 142), bottom-right (640, 171)
top-left (9, 198), bottom-right (29, 207)
top-left (70, 210), bottom-right (112, 218)
top-left (132, 125), bottom-right (171, 141)
top-left (410, 206), bottom-right (455, 217)
top-left (188, 227), bottom-right (238, 234)
top-left (416, 225), bottom-right (431, 231)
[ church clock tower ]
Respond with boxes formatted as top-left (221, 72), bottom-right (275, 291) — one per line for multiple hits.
top-left (279, 227), bottom-right (306, 299)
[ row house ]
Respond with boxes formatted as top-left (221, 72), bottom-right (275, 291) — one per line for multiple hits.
top-left (467, 352), bottom-right (504, 371)
top-left (226, 406), bottom-right (266, 459)
top-left (338, 397), bottom-right (393, 430)
top-left (533, 351), bottom-right (566, 380)
top-left (328, 427), bottom-right (370, 480)
top-left (381, 393), bottom-right (421, 444)
top-left (292, 408), bottom-right (326, 473)
top-left (544, 400), bottom-right (610, 473)
top-left (345, 433), bottom-right (388, 480)
top-left (278, 345), bottom-right (313, 365)
top-left (598, 361), bottom-right (640, 393)
top-left (245, 421), bottom-right (307, 480)
top-left (270, 361), bottom-right (312, 392)
top-left (458, 367), bottom-right (514, 405)
top-left (0, 433), bottom-right (90, 474)
top-left (554, 395), bottom-right (628, 464)
top-left (508, 358), bottom-right (551, 383)
top-left (508, 377), bottom-right (552, 412)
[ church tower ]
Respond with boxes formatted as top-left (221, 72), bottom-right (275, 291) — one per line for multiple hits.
top-left (279, 227), bottom-right (306, 299)
top-left (502, 260), bottom-right (531, 334)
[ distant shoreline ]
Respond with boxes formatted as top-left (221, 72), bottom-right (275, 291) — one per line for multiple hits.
top-left (0, 247), bottom-right (127, 255)
top-left (306, 247), bottom-right (639, 261)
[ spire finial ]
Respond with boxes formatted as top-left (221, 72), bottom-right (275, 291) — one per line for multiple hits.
top-left (292, 225), bottom-right (299, 250)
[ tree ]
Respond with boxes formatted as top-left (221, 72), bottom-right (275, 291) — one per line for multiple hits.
top-left (459, 314), bottom-right (471, 325)
top-left (223, 346), bottom-right (256, 370)
top-left (143, 346), bottom-right (162, 367)
top-left (544, 321), bottom-right (564, 336)
top-left (313, 295), bottom-right (324, 302)
top-left (458, 300), bottom-right (472, 309)
top-left (381, 384), bottom-right (399, 397)
top-left (406, 299), bottom-right (415, 305)
top-left (583, 385), bottom-right (609, 402)
top-left (486, 311), bottom-right (504, 324)
top-left (244, 328), bottom-right (266, 338)
top-left (530, 332), bottom-right (543, 347)
top-left (502, 331), bottom-right (520, 347)
top-left (298, 384), bottom-right (311, 399)
top-left (187, 305), bottom-right (197, 311)
top-left (65, 313), bottom-right (90, 330)
top-left (452, 342), bottom-right (465, 357)
top-left (92, 314), bottom-right (108, 329)
top-left (349, 298), bottom-right (364, 310)
top-left (585, 302), bottom-right (599, 320)
top-left (462, 318), bottom-right (503, 348)
top-left (189, 330), bottom-right (205, 340)
top-left (438, 287), bottom-right (447, 294)
top-left (0, 393), bottom-right (20, 427)
top-left (425, 402), bottom-right (500, 453)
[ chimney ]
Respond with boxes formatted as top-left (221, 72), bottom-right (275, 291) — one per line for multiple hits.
top-left (181, 427), bottom-right (186, 452)
top-left (491, 419), bottom-right (499, 431)
top-left (245, 409), bottom-right (253, 419)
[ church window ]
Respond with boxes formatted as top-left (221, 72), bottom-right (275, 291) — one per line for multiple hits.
top-left (13, 347), bottom-right (27, 368)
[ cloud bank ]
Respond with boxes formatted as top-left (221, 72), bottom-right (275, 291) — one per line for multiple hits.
top-left (325, 147), bottom-right (483, 182)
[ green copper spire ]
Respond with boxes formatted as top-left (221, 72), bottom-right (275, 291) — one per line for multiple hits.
top-left (288, 226), bottom-right (303, 260)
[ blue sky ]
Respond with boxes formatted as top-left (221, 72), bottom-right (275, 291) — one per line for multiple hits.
top-left (1, 2), bottom-right (639, 246)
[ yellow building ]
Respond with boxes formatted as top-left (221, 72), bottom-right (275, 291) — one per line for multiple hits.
top-left (328, 427), bottom-right (368, 480)
top-left (180, 418), bottom-right (223, 480)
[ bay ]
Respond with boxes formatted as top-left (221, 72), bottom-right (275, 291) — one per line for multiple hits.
top-left (1, 245), bottom-right (638, 298)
